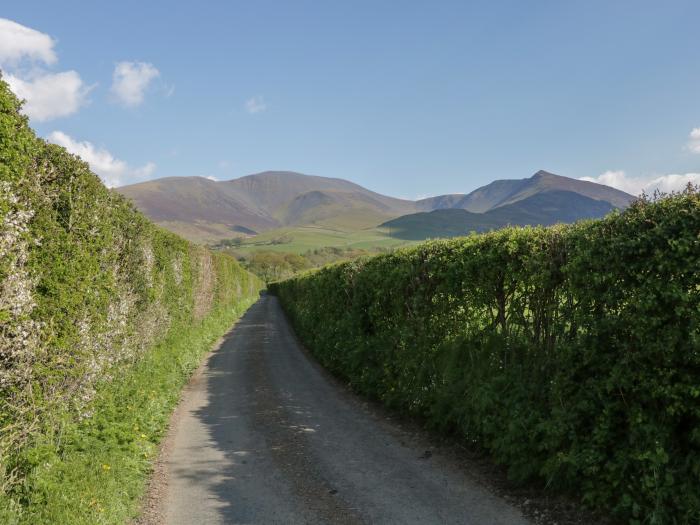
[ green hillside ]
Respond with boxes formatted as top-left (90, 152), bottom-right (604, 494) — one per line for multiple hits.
top-left (0, 78), bottom-right (262, 523)
top-left (224, 224), bottom-right (413, 255)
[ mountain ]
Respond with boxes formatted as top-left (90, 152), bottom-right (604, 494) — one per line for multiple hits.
top-left (417, 170), bottom-right (633, 212)
top-left (382, 190), bottom-right (619, 240)
top-left (383, 209), bottom-right (499, 240)
top-left (117, 171), bottom-right (416, 242)
top-left (116, 170), bottom-right (634, 243)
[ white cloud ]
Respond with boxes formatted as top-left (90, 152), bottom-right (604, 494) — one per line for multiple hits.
top-left (110, 61), bottom-right (160, 107)
top-left (47, 131), bottom-right (156, 188)
top-left (581, 170), bottom-right (700, 196)
top-left (205, 175), bottom-right (219, 181)
top-left (0, 18), bottom-right (57, 65)
top-left (6, 71), bottom-right (91, 121)
top-left (0, 19), bottom-right (91, 121)
top-left (245, 95), bottom-right (266, 114)
top-left (687, 128), bottom-right (700, 154)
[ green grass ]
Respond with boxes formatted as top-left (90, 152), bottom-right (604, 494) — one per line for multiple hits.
top-left (152, 204), bottom-right (418, 247)
top-left (1, 297), bottom-right (258, 525)
top-left (230, 225), bottom-right (415, 255)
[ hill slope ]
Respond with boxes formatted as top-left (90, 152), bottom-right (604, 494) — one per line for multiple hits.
top-left (117, 170), bottom-right (634, 244)
top-left (417, 170), bottom-right (633, 212)
top-left (118, 171), bottom-right (416, 242)
top-left (383, 190), bottom-right (618, 240)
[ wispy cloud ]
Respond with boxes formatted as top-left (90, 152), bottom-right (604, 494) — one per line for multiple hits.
top-left (47, 131), bottom-right (156, 188)
top-left (110, 61), bottom-right (160, 107)
top-left (245, 95), bottom-right (267, 114)
top-left (581, 170), bottom-right (700, 196)
top-left (0, 18), bottom-right (91, 121)
top-left (687, 128), bottom-right (700, 154)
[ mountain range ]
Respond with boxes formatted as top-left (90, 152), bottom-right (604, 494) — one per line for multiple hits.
top-left (116, 170), bottom-right (634, 243)
top-left (385, 171), bottom-right (633, 239)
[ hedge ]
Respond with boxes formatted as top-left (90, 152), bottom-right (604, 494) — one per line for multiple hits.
top-left (271, 190), bottom-right (700, 524)
top-left (0, 77), bottom-right (262, 522)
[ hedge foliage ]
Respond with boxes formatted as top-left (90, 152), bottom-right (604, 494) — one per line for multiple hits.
top-left (271, 190), bottom-right (700, 523)
top-left (0, 78), bottom-right (262, 521)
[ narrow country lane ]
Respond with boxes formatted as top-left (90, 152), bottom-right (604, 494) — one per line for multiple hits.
top-left (153, 294), bottom-right (530, 525)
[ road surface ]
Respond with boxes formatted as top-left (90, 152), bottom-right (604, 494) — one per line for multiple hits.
top-left (156, 294), bottom-right (529, 524)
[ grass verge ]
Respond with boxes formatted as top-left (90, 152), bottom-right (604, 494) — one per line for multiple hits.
top-left (1, 297), bottom-right (257, 525)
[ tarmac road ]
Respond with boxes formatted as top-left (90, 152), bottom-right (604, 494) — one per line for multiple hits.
top-left (156, 294), bottom-right (529, 525)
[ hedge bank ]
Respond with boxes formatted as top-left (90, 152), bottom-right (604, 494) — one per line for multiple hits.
top-left (271, 190), bottom-right (700, 523)
top-left (0, 78), bottom-right (262, 522)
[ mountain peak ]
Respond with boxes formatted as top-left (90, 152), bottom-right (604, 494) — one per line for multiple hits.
top-left (532, 170), bottom-right (557, 179)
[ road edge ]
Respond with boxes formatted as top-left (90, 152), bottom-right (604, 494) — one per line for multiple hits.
top-left (133, 334), bottom-right (228, 525)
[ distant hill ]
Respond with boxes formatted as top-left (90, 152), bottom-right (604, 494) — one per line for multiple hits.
top-left (116, 170), bottom-right (634, 243)
top-left (383, 190), bottom-right (619, 240)
top-left (416, 170), bottom-right (633, 212)
top-left (117, 171), bottom-right (416, 242)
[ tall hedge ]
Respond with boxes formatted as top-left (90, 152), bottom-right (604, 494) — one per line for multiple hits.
top-left (0, 78), bottom-right (261, 515)
top-left (271, 191), bottom-right (700, 523)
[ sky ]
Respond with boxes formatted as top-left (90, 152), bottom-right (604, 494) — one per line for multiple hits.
top-left (2, 0), bottom-right (700, 198)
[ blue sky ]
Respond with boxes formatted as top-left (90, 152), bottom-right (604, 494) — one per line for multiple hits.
top-left (2, 1), bottom-right (700, 197)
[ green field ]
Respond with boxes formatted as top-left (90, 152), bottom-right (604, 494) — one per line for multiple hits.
top-left (225, 224), bottom-right (417, 254)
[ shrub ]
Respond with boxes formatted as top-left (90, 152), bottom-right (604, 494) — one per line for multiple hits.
top-left (271, 190), bottom-right (700, 523)
top-left (0, 77), bottom-right (262, 522)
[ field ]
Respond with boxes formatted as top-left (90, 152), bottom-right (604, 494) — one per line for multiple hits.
top-left (225, 224), bottom-right (416, 255)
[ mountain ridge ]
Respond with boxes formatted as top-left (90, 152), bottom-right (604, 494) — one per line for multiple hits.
top-left (417, 170), bottom-right (633, 212)
top-left (384, 189), bottom-right (618, 240)
top-left (116, 170), bottom-right (635, 243)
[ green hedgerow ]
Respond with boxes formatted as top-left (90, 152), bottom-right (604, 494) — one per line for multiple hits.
top-left (0, 76), bottom-right (262, 523)
top-left (271, 189), bottom-right (700, 524)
